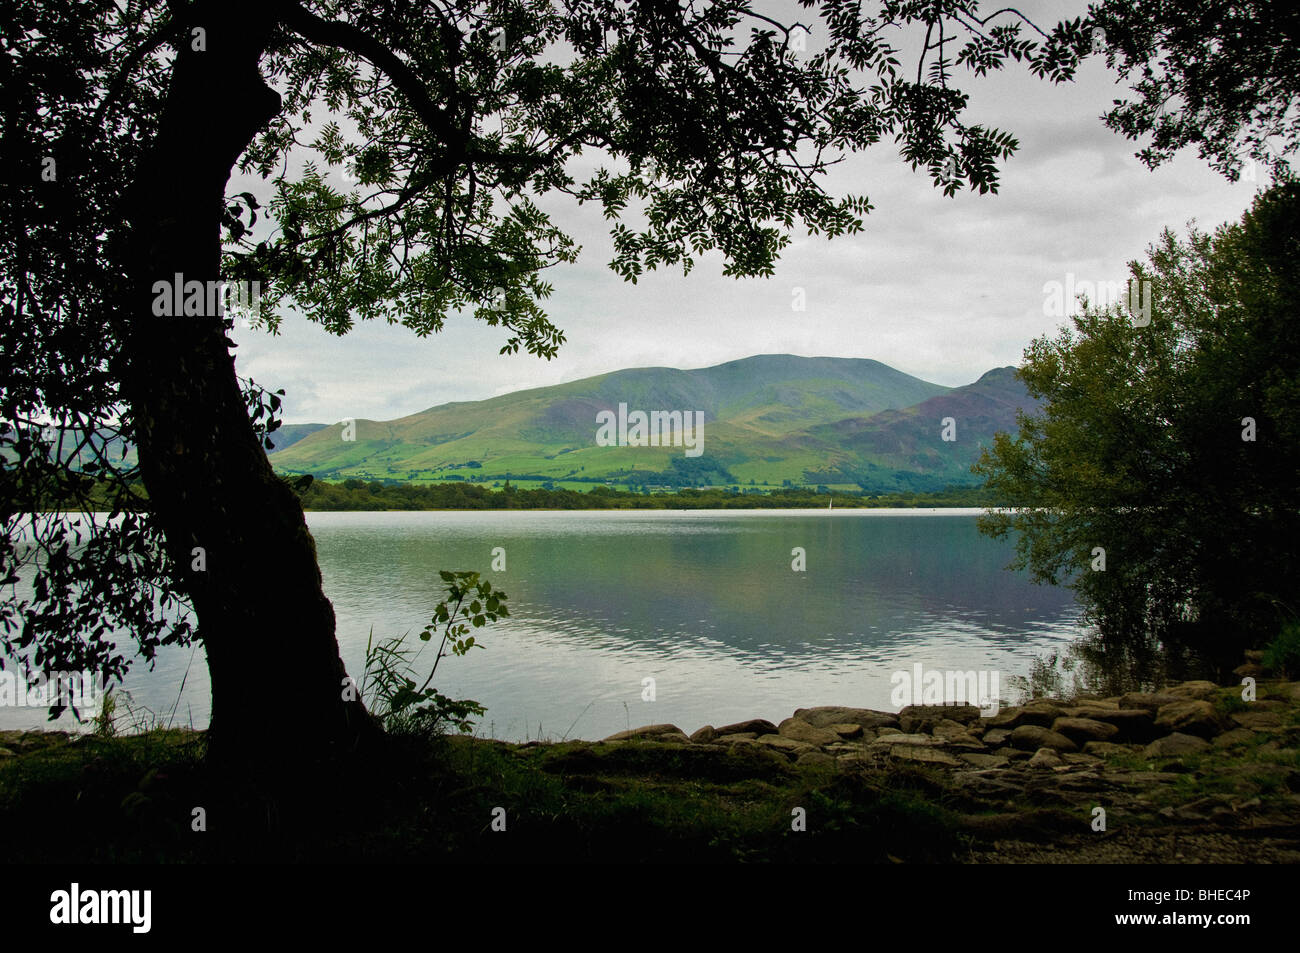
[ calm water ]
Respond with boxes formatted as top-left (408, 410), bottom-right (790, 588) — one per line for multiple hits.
top-left (2, 509), bottom-right (1083, 739)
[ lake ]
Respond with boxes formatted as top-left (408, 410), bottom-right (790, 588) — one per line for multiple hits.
top-left (1, 509), bottom-right (1084, 739)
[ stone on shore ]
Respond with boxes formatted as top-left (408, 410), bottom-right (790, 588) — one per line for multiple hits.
top-left (1027, 747), bottom-right (1064, 769)
top-left (1154, 700), bottom-right (1224, 739)
top-left (1051, 716), bottom-right (1119, 744)
top-left (899, 704), bottom-right (981, 733)
top-left (793, 706), bottom-right (899, 730)
top-left (602, 724), bottom-right (689, 742)
top-left (714, 719), bottom-right (778, 737)
top-left (1010, 724), bottom-right (1078, 753)
top-left (778, 717), bottom-right (840, 746)
top-left (889, 745), bottom-right (963, 767)
top-left (1144, 732), bottom-right (1211, 757)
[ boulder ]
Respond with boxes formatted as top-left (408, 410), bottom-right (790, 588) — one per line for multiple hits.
top-left (1009, 724), bottom-right (1078, 753)
top-left (994, 747), bottom-right (1033, 761)
top-left (1230, 711), bottom-right (1282, 730)
top-left (713, 733), bottom-right (758, 744)
top-left (829, 723), bottom-right (864, 739)
top-left (689, 725), bottom-right (718, 744)
top-left (1061, 752), bottom-right (1103, 765)
top-left (602, 724), bottom-right (688, 742)
top-left (1066, 708), bottom-right (1156, 742)
top-left (1234, 663), bottom-right (1265, 679)
top-left (793, 706), bottom-right (899, 730)
top-left (868, 732), bottom-right (940, 749)
top-left (777, 717), bottom-right (840, 746)
top-left (986, 703), bottom-right (1063, 729)
top-left (932, 718), bottom-right (977, 740)
top-left (1154, 700), bottom-right (1225, 739)
top-left (899, 704), bottom-right (981, 733)
top-left (1119, 692), bottom-right (1183, 712)
top-left (756, 735), bottom-right (815, 756)
top-left (1027, 747), bottom-right (1064, 769)
top-left (980, 728), bottom-right (1012, 747)
top-left (889, 745), bottom-right (963, 767)
top-left (958, 752), bottom-right (1009, 769)
top-left (795, 751), bottom-right (836, 768)
top-left (1083, 741), bottom-right (1139, 758)
top-left (1144, 732), bottom-right (1210, 757)
top-left (714, 719), bottom-right (778, 737)
top-left (1165, 680), bottom-right (1220, 700)
top-left (1051, 717), bottom-right (1120, 744)
top-left (1213, 728), bottom-right (1257, 748)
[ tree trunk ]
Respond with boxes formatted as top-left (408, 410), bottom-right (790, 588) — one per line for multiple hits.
top-left (122, 1), bottom-right (380, 768)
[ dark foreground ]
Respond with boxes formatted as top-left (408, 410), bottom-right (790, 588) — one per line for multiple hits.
top-left (1, 677), bottom-right (1297, 863)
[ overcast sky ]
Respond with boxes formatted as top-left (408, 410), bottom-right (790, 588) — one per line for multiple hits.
top-left (229, 1), bottom-right (1267, 425)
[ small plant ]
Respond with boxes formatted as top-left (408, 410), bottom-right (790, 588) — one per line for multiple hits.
top-left (91, 688), bottom-right (118, 738)
top-left (359, 570), bottom-right (508, 737)
top-left (1261, 621), bottom-right (1300, 678)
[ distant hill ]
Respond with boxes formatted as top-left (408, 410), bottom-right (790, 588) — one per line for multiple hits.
top-left (271, 355), bottom-right (1039, 492)
top-left (266, 423), bottom-right (328, 453)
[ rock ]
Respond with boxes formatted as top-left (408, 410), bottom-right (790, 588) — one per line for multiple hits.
top-left (1166, 680), bottom-right (1221, 700)
top-left (1028, 747), bottom-right (1063, 769)
top-left (958, 752), bottom-right (1009, 768)
top-left (1144, 732), bottom-right (1211, 757)
top-left (1233, 662), bottom-right (1265, 678)
top-left (889, 745), bottom-right (963, 767)
top-left (980, 728), bottom-right (1012, 746)
top-left (986, 703), bottom-right (1063, 729)
top-left (829, 723), bottom-right (863, 739)
top-left (1154, 700), bottom-right (1225, 739)
top-left (1010, 724), bottom-right (1078, 752)
top-left (602, 724), bottom-right (688, 742)
top-left (1119, 692), bottom-right (1183, 712)
top-left (0, 746), bottom-right (14, 759)
top-left (714, 719), bottom-right (778, 737)
top-left (1065, 698), bottom-right (1119, 712)
top-left (876, 727), bottom-right (902, 736)
top-left (689, 725), bottom-right (717, 744)
top-left (756, 735), bottom-right (815, 756)
top-left (1062, 752), bottom-right (1103, 765)
top-left (899, 704), bottom-right (981, 733)
top-left (796, 751), bottom-right (836, 768)
top-left (1213, 728), bottom-right (1257, 748)
top-left (1244, 649), bottom-right (1265, 663)
top-left (777, 717), bottom-right (839, 746)
top-left (793, 707), bottom-right (899, 730)
top-left (1230, 711), bottom-right (1282, 730)
top-left (932, 718), bottom-right (977, 740)
top-left (1083, 741), bottom-right (1139, 757)
top-left (995, 746), bottom-right (1033, 761)
top-left (713, 733), bottom-right (758, 744)
top-left (868, 733), bottom-right (939, 748)
top-left (1066, 708), bottom-right (1156, 742)
top-left (1052, 717), bottom-right (1120, 744)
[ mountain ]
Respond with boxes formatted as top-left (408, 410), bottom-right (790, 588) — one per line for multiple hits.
top-left (271, 355), bottom-right (1038, 492)
top-left (266, 423), bottom-right (329, 453)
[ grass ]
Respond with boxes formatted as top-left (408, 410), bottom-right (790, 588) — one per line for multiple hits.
top-left (0, 729), bottom-right (967, 863)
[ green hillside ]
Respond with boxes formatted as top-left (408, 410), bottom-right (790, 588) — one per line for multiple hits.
top-left (271, 355), bottom-right (1037, 492)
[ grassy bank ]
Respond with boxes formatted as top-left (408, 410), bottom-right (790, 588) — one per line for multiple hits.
top-left (3, 677), bottom-right (1297, 863)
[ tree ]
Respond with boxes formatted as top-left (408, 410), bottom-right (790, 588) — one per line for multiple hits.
top-left (12, 0), bottom-right (1250, 770)
top-left (974, 183), bottom-right (1300, 681)
top-left (1087, 0), bottom-right (1300, 181)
